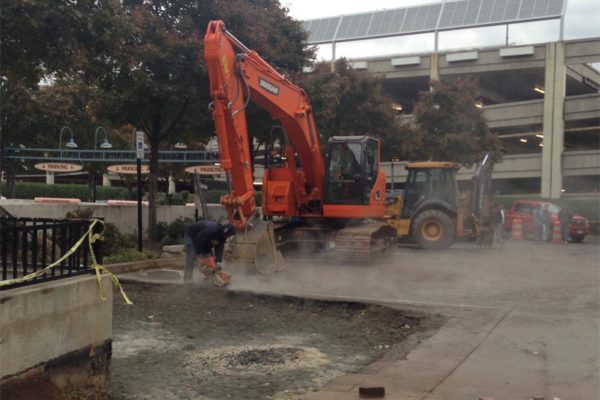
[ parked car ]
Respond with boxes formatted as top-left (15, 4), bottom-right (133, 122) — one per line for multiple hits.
top-left (504, 200), bottom-right (590, 242)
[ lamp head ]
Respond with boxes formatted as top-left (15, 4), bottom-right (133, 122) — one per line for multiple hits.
top-left (100, 138), bottom-right (113, 149)
top-left (65, 138), bottom-right (78, 149)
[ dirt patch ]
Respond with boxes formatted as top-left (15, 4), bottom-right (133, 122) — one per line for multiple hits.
top-left (110, 283), bottom-right (443, 400)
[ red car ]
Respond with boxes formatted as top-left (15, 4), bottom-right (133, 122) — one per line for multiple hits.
top-left (504, 200), bottom-right (590, 242)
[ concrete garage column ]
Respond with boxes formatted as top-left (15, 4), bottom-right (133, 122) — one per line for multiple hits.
top-left (430, 53), bottom-right (440, 83)
top-left (541, 42), bottom-right (566, 199)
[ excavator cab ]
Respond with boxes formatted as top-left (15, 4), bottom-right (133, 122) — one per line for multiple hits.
top-left (324, 136), bottom-right (380, 206)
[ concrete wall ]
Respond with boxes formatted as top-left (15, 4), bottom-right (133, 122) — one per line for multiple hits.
top-left (364, 150), bottom-right (599, 183)
top-left (564, 93), bottom-right (600, 121)
top-left (484, 99), bottom-right (544, 128)
top-left (0, 200), bottom-right (228, 236)
top-left (0, 275), bottom-right (112, 378)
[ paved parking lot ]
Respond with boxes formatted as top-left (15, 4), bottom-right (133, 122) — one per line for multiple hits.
top-left (224, 239), bottom-right (600, 399)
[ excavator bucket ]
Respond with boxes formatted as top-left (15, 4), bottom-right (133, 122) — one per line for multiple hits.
top-left (225, 214), bottom-right (284, 274)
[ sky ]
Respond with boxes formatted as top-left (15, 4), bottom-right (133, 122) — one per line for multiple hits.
top-left (284, 0), bottom-right (600, 60)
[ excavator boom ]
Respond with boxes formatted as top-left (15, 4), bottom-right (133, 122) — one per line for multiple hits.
top-left (204, 21), bottom-right (396, 271)
top-left (204, 21), bottom-right (325, 229)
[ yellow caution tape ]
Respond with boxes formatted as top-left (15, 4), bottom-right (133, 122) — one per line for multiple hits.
top-left (0, 219), bottom-right (132, 305)
top-left (87, 220), bottom-right (132, 305)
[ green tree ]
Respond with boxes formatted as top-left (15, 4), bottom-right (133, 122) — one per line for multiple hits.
top-left (297, 59), bottom-right (414, 160)
top-left (95, 0), bottom-right (312, 242)
top-left (410, 79), bottom-right (502, 165)
top-left (0, 0), bottom-right (122, 191)
top-left (299, 60), bottom-right (390, 140)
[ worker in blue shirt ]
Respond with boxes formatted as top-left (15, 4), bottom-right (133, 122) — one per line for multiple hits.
top-left (184, 220), bottom-right (235, 286)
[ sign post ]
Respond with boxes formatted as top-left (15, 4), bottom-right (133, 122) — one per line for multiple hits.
top-left (135, 131), bottom-right (145, 252)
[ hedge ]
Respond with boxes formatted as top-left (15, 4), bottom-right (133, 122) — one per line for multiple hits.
top-left (1, 182), bottom-right (263, 205)
top-left (201, 190), bottom-right (262, 205)
top-left (1, 182), bottom-right (129, 202)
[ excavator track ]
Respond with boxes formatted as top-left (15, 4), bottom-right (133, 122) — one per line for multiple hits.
top-left (333, 223), bottom-right (397, 265)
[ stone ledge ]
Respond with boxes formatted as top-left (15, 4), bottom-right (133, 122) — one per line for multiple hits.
top-left (105, 256), bottom-right (185, 275)
top-left (0, 339), bottom-right (112, 400)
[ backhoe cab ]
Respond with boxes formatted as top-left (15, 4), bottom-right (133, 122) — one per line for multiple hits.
top-left (397, 162), bottom-right (461, 249)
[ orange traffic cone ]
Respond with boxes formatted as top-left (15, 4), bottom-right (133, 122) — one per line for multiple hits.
top-left (512, 218), bottom-right (523, 240)
top-left (552, 219), bottom-right (562, 243)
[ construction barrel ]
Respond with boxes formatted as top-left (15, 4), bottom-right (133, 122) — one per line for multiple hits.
top-left (552, 219), bottom-right (562, 243)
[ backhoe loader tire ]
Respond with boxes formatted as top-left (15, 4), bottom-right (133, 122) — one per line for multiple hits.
top-left (412, 209), bottom-right (455, 250)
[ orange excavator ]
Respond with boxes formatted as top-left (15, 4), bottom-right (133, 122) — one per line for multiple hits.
top-left (204, 20), bottom-right (397, 272)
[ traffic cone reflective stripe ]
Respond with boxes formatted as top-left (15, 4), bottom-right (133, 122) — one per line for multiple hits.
top-left (552, 220), bottom-right (562, 243)
top-left (512, 218), bottom-right (523, 240)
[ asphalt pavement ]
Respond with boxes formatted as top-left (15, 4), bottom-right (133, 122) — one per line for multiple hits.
top-left (120, 239), bottom-right (600, 400)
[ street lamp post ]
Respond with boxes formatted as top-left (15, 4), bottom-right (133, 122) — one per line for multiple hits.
top-left (92, 127), bottom-right (113, 203)
top-left (135, 130), bottom-right (145, 252)
top-left (55, 126), bottom-right (78, 185)
top-left (94, 126), bottom-right (112, 150)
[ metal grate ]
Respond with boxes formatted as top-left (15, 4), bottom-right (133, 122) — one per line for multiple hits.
top-left (0, 217), bottom-right (102, 290)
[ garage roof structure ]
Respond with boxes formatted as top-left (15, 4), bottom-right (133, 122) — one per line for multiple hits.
top-left (303, 0), bottom-right (567, 46)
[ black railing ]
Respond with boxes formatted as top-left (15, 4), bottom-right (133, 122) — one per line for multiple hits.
top-left (0, 217), bottom-right (102, 290)
top-left (3, 147), bottom-right (220, 163)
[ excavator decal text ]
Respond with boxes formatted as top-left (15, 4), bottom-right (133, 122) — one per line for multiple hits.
top-left (221, 56), bottom-right (230, 76)
top-left (259, 78), bottom-right (280, 95)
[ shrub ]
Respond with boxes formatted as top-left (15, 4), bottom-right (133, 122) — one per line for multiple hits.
top-left (204, 189), bottom-right (228, 203)
top-left (65, 208), bottom-right (95, 219)
top-left (156, 191), bottom-right (190, 206)
top-left (156, 216), bottom-right (194, 246)
top-left (197, 190), bottom-right (261, 205)
top-left (104, 248), bottom-right (158, 264)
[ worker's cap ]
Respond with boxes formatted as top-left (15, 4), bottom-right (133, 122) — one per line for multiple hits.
top-left (222, 224), bottom-right (236, 237)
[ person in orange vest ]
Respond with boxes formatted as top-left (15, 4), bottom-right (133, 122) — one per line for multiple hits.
top-left (183, 221), bottom-right (236, 286)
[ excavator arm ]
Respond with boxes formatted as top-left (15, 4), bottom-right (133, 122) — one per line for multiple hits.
top-left (204, 20), bottom-right (325, 229)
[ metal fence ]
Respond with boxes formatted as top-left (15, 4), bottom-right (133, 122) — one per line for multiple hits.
top-left (0, 217), bottom-right (102, 290)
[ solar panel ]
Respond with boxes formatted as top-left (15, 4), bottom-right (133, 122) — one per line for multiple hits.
top-left (425, 4), bottom-right (443, 29)
top-left (491, 0), bottom-right (508, 22)
top-left (547, 0), bottom-right (564, 14)
top-left (307, 17), bottom-right (340, 43)
top-left (439, 1), bottom-right (457, 28)
top-left (463, 0), bottom-right (482, 25)
top-left (402, 7), bottom-right (420, 32)
top-left (335, 14), bottom-right (354, 39)
top-left (504, 0), bottom-right (521, 20)
top-left (452, 1), bottom-right (468, 26)
top-left (518, 0), bottom-right (536, 19)
top-left (303, 0), bottom-right (565, 44)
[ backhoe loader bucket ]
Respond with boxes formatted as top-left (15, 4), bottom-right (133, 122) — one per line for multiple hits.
top-left (225, 214), bottom-right (284, 274)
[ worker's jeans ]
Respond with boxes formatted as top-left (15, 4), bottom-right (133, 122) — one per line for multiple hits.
top-left (561, 223), bottom-right (569, 242)
top-left (534, 223), bottom-right (543, 242)
top-left (184, 233), bottom-right (196, 283)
